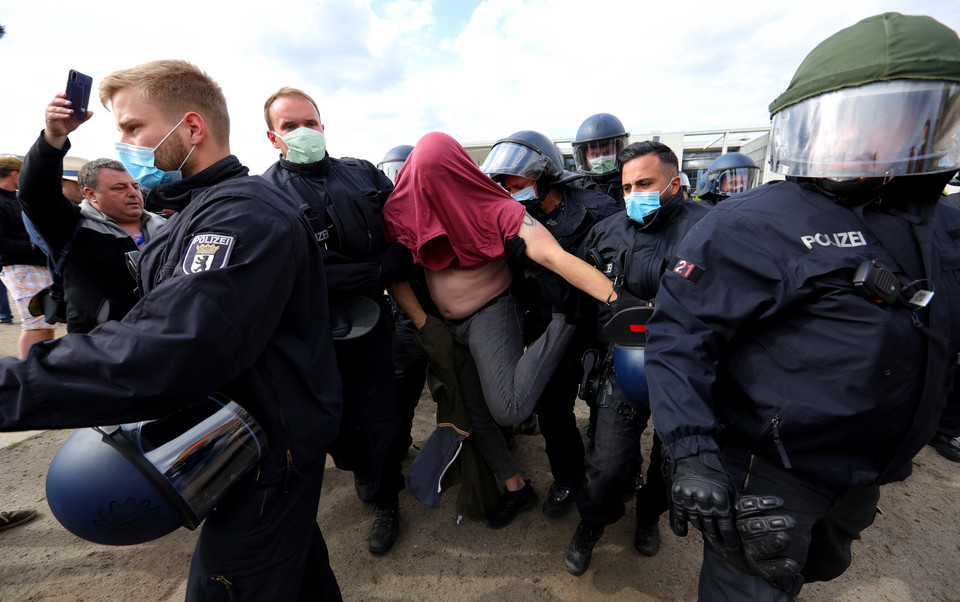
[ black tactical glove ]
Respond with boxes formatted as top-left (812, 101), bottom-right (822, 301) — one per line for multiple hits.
top-left (379, 242), bottom-right (414, 282)
top-left (599, 283), bottom-right (643, 327)
top-left (734, 495), bottom-right (801, 580)
top-left (670, 451), bottom-right (741, 555)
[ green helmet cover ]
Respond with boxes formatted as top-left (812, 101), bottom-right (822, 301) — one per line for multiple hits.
top-left (769, 12), bottom-right (960, 115)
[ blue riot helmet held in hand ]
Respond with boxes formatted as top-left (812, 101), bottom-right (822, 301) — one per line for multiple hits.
top-left (603, 305), bottom-right (653, 409)
top-left (481, 130), bottom-right (565, 214)
top-left (694, 152), bottom-right (761, 203)
top-left (377, 144), bottom-right (414, 184)
top-left (45, 394), bottom-right (265, 545)
top-left (573, 113), bottom-right (630, 176)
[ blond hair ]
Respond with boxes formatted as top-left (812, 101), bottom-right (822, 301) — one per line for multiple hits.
top-left (263, 87), bottom-right (321, 130)
top-left (99, 60), bottom-right (230, 145)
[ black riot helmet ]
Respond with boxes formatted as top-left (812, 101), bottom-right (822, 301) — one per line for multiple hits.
top-left (480, 130), bottom-right (565, 213)
top-left (572, 113), bottom-right (630, 176)
top-left (377, 144), bottom-right (414, 184)
top-left (694, 152), bottom-right (761, 202)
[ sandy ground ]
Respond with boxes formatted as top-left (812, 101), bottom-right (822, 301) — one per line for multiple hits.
top-left (0, 313), bottom-right (958, 601)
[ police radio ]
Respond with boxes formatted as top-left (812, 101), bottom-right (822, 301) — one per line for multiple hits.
top-left (852, 259), bottom-right (902, 304)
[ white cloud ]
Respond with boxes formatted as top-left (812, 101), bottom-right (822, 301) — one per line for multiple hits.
top-left (1, 0), bottom-right (958, 175)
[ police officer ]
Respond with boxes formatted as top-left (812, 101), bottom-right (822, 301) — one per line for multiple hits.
top-left (693, 151), bottom-right (761, 206)
top-left (482, 130), bottom-right (621, 517)
top-left (0, 60), bottom-right (344, 599)
top-left (562, 141), bottom-right (709, 575)
top-left (645, 13), bottom-right (960, 599)
top-left (572, 113), bottom-right (630, 204)
top-left (379, 144), bottom-right (429, 457)
top-left (262, 88), bottom-right (409, 555)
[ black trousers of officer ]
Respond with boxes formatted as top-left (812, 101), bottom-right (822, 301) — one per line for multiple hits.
top-left (391, 314), bottom-right (428, 455)
top-left (533, 338), bottom-right (586, 488)
top-left (328, 312), bottom-right (406, 503)
top-left (577, 372), bottom-right (668, 527)
top-left (698, 446), bottom-right (881, 601)
top-left (186, 460), bottom-right (341, 601)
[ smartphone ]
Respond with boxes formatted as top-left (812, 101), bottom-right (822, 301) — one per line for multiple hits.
top-left (65, 69), bottom-right (93, 121)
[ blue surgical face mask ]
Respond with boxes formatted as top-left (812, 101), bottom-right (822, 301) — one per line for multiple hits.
top-left (115, 117), bottom-right (195, 190)
top-left (511, 185), bottom-right (537, 202)
top-left (280, 127), bottom-right (327, 164)
top-left (624, 181), bottom-right (672, 222)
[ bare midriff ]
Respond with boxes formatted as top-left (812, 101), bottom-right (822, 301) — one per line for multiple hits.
top-left (425, 257), bottom-right (513, 320)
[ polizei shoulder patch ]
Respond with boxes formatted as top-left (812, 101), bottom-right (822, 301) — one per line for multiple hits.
top-left (182, 233), bottom-right (236, 275)
top-left (667, 256), bottom-right (704, 283)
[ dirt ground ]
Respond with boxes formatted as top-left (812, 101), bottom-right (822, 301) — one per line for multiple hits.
top-left (0, 314), bottom-right (958, 601)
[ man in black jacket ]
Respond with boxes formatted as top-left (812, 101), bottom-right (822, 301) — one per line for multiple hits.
top-left (18, 97), bottom-right (165, 334)
top-left (262, 88), bottom-right (408, 555)
top-left (0, 156), bottom-right (55, 357)
top-left (0, 59), bottom-right (343, 600)
top-left (563, 141), bottom-right (709, 575)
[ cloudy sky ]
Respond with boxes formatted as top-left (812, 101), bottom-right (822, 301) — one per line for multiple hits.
top-left (2, 0), bottom-right (959, 175)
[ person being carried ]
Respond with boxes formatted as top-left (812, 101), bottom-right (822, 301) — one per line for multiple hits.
top-left (385, 132), bottom-right (618, 529)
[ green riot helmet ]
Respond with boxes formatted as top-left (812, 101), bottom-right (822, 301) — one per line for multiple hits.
top-left (769, 13), bottom-right (960, 181)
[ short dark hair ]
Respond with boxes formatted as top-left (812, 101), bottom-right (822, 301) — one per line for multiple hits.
top-left (79, 158), bottom-right (128, 192)
top-left (618, 141), bottom-right (679, 178)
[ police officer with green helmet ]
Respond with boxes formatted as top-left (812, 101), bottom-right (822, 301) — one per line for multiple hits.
top-left (646, 13), bottom-right (960, 600)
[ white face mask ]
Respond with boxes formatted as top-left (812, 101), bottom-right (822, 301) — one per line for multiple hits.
top-left (278, 127), bottom-right (327, 164)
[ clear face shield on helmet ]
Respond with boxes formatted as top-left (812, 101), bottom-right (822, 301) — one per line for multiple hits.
top-left (770, 80), bottom-right (960, 179)
top-left (378, 159), bottom-right (405, 184)
top-left (573, 136), bottom-right (628, 175)
top-left (716, 166), bottom-right (761, 196)
top-left (480, 141), bottom-right (549, 181)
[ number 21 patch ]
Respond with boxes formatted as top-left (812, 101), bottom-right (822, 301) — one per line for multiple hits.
top-left (668, 257), bottom-right (704, 283)
top-left (182, 233), bottom-right (235, 275)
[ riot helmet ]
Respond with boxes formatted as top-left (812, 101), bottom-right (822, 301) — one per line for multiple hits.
top-left (604, 306), bottom-right (654, 410)
top-left (377, 144), bottom-right (414, 184)
top-left (679, 173), bottom-right (691, 195)
top-left (45, 394), bottom-right (265, 545)
top-left (695, 152), bottom-right (761, 201)
top-left (769, 13), bottom-right (960, 183)
top-left (481, 130), bottom-right (565, 213)
top-left (572, 113), bottom-right (629, 176)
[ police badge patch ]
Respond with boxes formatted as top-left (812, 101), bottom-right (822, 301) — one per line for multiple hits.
top-left (182, 233), bottom-right (235, 275)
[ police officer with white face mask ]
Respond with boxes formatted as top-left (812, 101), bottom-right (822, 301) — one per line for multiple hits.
top-left (262, 87), bottom-right (410, 557)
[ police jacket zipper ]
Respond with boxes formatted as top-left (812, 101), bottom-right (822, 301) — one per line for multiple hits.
top-left (771, 416), bottom-right (792, 469)
top-left (212, 575), bottom-right (238, 602)
top-left (351, 197), bottom-right (373, 252)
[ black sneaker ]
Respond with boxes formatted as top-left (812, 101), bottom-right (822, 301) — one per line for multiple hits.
top-left (368, 500), bottom-right (399, 555)
top-left (564, 520), bottom-right (605, 576)
top-left (485, 480), bottom-right (537, 529)
top-left (354, 469), bottom-right (376, 503)
top-left (518, 413), bottom-right (538, 435)
top-left (634, 518), bottom-right (661, 556)
top-left (929, 433), bottom-right (960, 462)
top-left (541, 480), bottom-right (581, 517)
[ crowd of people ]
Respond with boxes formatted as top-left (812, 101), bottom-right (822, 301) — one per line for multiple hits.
top-left (1, 10), bottom-right (959, 602)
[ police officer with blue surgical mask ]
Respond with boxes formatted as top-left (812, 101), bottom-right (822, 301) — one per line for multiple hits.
top-left (261, 87), bottom-right (411, 558)
top-left (563, 140), bottom-right (710, 576)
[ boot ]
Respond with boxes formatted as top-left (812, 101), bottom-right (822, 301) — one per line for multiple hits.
top-left (564, 520), bottom-right (604, 576)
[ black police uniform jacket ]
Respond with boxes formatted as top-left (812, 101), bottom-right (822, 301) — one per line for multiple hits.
top-left (515, 185), bottom-right (621, 319)
top-left (18, 133), bottom-right (166, 333)
top-left (579, 190), bottom-right (710, 311)
top-left (0, 156), bottom-right (342, 482)
top-left (262, 153), bottom-right (394, 301)
top-left (646, 179), bottom-right (960, 489)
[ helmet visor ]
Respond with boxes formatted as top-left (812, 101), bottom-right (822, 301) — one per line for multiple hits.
top-left (378, 159), bottom-right (405, 184)
top-left (573, 136), bottom-right (628, 175)
top-left (480, 141), bottom-right (546, 180)
top-left (770, 80), bottom-right (960, 178)
top-left (716, 166), bottom-right (761, 196)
